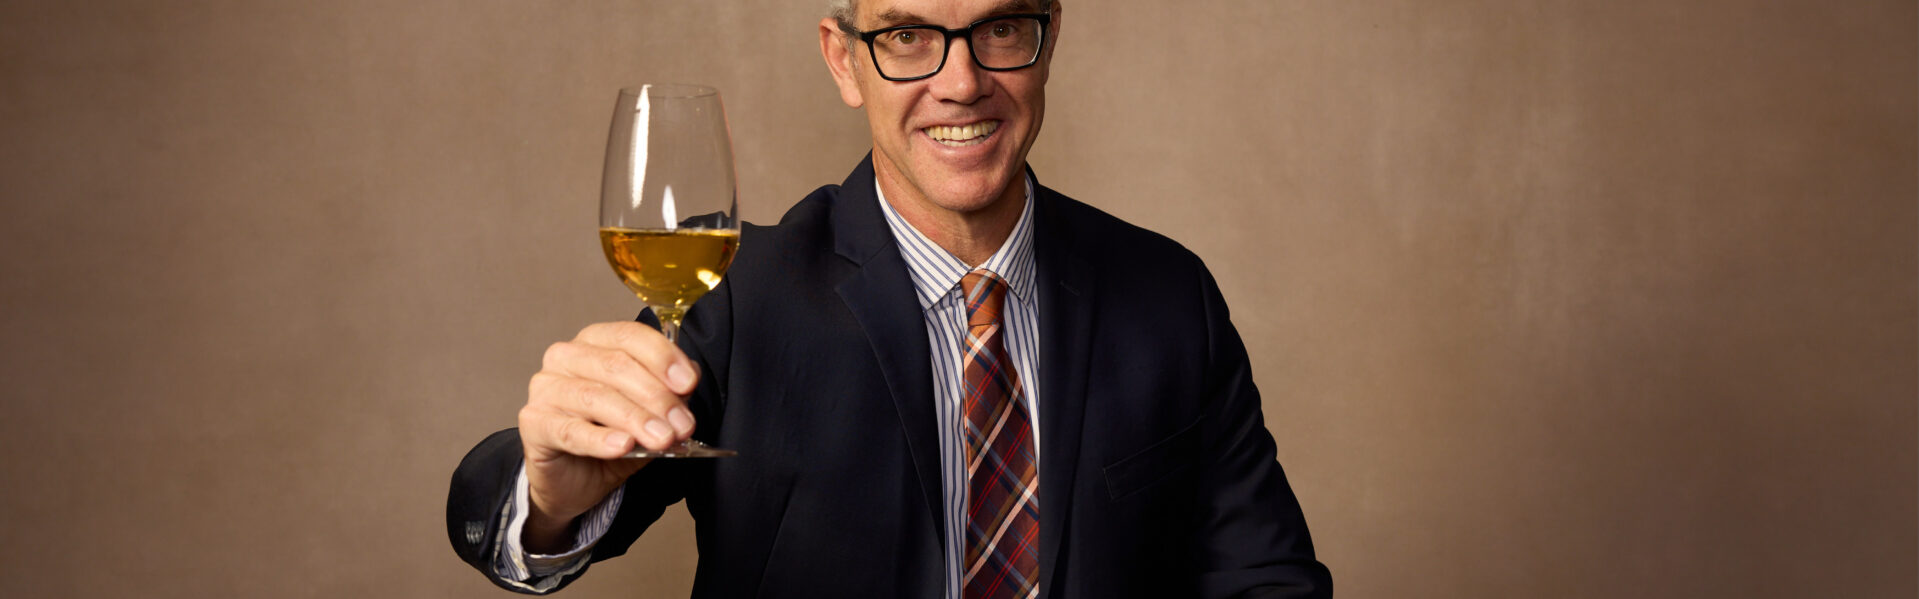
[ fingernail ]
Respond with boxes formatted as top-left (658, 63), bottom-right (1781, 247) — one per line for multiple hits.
top-left (644, 420), bottom-right (673, 443)
top-left (667, 407), bottom-right (696, 436)
top-left (667, 363), bottom-right (695, 392)
top-left (604, 431), bottom-right (631, 450)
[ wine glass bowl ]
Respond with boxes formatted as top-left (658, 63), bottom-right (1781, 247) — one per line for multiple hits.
top-left (599, 84), bottom-right (740, 458)
top-left (598, 227), bottom-right (739, 327)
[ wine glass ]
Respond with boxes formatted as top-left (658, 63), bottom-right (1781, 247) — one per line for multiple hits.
top-left (599, 84), bottom-right (739, 458)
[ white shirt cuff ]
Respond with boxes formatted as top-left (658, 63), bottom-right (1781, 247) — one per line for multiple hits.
top-left (490, 462), bottom-right (625, 592)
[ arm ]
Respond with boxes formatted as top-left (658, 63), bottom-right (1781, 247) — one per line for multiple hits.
top-left (445, 320), bottom-right (705, 593)
top-left (493, 465), bottom-right (625, 591)
top-left (448, 218), bottom-right (744, 591)
top-left (1190, 264), bottom-right (1335, 599)
top-left (447, 427), bottom-right (696, 594)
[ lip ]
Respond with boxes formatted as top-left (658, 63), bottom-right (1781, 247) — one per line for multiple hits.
top-left (920, 117), bottom-right (999, 129)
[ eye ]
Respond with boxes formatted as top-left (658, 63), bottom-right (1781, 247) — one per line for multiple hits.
top-left (988, 24), bottom-right (1012, 38)
top-left (880, 28), bottom-right (930, 47)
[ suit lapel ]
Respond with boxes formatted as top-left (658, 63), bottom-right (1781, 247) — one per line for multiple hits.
top-left (1031, 184), bottom-right (1096, 598)
top-left (830, 157), bottom-right (947, 547)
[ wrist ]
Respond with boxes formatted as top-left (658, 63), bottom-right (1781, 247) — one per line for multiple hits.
top-left (522, 503), bottom-right (582, 555)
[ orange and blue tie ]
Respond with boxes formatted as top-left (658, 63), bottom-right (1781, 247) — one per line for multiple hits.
top-left (959, 269), bottom-right (1039, 599)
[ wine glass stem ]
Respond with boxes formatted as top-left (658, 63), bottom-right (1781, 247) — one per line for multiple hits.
top-left (656, 310), bottom-right (684, 343)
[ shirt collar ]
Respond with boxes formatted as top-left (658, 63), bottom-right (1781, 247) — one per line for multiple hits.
top-left (874, 175), bottom-right (1037, 311)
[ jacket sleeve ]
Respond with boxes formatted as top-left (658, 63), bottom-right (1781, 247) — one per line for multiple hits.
top-left (445, 428), bottom-right (544, 593)
top-left (1189, 261), bottom-right (1335, 599)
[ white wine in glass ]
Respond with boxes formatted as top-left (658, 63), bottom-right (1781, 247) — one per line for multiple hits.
top-left (598, 228), bottom-right (739, 325)
top-left (599, 84), bottom-right (739, 458)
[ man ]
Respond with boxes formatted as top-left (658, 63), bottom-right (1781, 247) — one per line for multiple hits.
top-left (448, 0), bottom-right (1333, 596)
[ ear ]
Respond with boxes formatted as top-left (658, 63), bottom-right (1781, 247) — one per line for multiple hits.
top-left (819, 17), bottom-right (864, 109)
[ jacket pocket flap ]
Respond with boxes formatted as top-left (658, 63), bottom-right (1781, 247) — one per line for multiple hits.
top-left (1101, 417), bottom-right (1202, 500)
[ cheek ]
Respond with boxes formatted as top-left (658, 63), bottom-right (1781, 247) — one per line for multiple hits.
top-left (860, 89), bottom-right (906, 123)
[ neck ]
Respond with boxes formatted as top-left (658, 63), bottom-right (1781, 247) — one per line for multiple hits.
top-left (874, 167), bottom-right (1027, 268)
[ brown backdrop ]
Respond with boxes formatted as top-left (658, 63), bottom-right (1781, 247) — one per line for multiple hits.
top-left (1, 1), bottom-right (1912, 597)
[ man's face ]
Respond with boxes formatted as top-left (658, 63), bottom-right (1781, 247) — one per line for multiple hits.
top-left (824, 0), bottom-right (1059, 217)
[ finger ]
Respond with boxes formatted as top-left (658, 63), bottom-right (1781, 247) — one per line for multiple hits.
top-left (530, 371), bottom-right (683, 450)
top-left (518, 401), bottom-right (638, 460)
top-left (574, 321), bottom-right (700, 395)
top-left (540, 342), bottom-right (696, 440)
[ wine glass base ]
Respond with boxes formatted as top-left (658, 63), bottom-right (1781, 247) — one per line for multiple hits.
top-left (622, 439), bottom-right (737, 459)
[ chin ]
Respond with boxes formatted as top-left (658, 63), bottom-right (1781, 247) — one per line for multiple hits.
top-left (927, 174), bottom-right (1016, 213)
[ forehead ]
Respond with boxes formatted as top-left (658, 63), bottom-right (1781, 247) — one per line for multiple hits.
top-left (859, 0), bottom-right (1041, 25)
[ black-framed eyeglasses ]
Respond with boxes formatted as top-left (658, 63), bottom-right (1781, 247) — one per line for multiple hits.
top-left (842, 13), bottom-right (1052, 82)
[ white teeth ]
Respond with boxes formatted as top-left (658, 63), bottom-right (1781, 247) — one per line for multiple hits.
top-left (925, 121), bottom-right (999, 146)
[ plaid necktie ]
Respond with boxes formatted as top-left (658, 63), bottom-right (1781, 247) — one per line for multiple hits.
top-left (959, 269), bottom-right (1039, 599)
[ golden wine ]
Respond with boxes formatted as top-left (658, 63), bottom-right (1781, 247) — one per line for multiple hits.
top-left (599, 228), bottom-right (739, 322)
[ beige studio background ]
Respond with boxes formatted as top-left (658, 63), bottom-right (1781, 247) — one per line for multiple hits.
top-left (1, 0), bottom-right (1913, 597)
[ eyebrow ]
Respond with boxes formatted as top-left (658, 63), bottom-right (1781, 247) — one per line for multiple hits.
top-left (870, 0), bottom-right (1039, 28)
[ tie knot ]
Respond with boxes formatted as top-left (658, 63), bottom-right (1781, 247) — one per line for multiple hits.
top-left (961, 269), bottom-right (1008, 329)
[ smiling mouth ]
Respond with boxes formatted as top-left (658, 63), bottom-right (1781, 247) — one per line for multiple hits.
top-left (924, 121), bottom-right (1000, 147)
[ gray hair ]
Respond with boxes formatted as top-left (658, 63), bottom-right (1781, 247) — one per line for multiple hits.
top-left (829, 0), bottom-right (1056, 31)
top-left (826, 0), bottom-right (856, 25)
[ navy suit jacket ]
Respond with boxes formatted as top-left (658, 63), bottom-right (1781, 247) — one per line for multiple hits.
top-left (449, 157), bottom-right (1332, 597)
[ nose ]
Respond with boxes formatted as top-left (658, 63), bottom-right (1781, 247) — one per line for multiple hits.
top-left (927, 36), bottom-right (988, 103)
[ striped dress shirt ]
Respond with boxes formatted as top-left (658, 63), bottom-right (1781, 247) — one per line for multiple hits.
top-left (496, 177), bottom-right (1043, 599)
top-left (877, 177), bottom-right (1042, 599)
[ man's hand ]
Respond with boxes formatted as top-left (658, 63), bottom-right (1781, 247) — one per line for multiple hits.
top-left (517, 321), bottom-right (700, 553)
